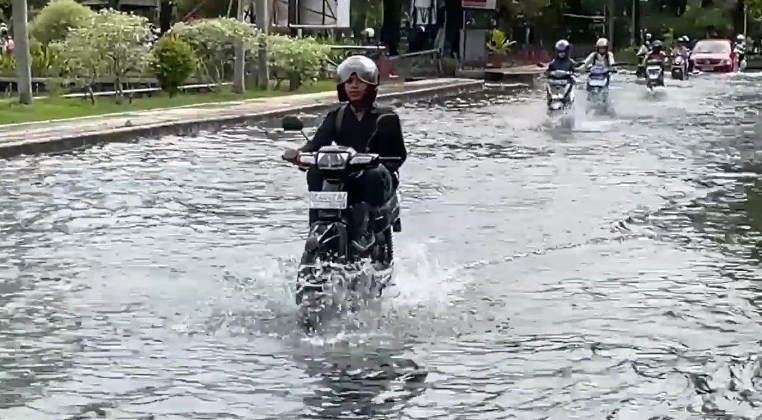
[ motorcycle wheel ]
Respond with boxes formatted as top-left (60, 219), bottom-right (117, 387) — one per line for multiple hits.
top-left (369, 228), bottom-right (394, 297)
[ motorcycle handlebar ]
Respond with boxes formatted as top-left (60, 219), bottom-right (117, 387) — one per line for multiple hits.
top-left (281, 150), bottom-right (401, 168)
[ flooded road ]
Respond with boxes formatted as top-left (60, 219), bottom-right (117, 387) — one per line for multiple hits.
top-left (3, 72), bottom-right (762, 419)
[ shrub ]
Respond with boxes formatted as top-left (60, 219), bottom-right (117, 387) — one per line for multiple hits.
top-left (267, 35), bottom-right (330, 90)
top-left (0, 39), bottom-right (65, 77)
top-left (60, 9), bottom-right (152, 103)
top-left (30, 0), bottom-right (95, 45)
top-left (151, 35), bottom-right (197, 97)
top-left (170, 18), bottom-right (261, 84)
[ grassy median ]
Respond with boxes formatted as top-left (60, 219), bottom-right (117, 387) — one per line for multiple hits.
top-left (0, 80), bottom-right (336, 125)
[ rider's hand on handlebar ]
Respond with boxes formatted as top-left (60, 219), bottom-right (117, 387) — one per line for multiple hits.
top-left (282, 148), bottom-right (299, 162)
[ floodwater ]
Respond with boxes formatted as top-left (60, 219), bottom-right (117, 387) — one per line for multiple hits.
top-left (2, 72), bottom-right (762, 419)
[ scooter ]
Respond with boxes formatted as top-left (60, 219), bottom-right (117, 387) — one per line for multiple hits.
top-left (585, 64), bottom-right (616, 114)
top-left (671, 55), bottom-right (688, 80)
top-left (545, 69), bottom-right (575, 112)
top-left (645, 60), bottom-right (665, 91)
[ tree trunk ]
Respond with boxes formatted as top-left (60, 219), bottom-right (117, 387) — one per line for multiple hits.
top-left (159, 0), bottom-right (172, 33)
top-left (255, 0), bottom-right (270, 90)
top-left (443, 0), bottom-right (461, 57)
top-left (12, 0), bottom-right (32, 105)
top-left (233, 0), bottom-right (245, 93)
top-left (381, 0), bottom-right (401, 55)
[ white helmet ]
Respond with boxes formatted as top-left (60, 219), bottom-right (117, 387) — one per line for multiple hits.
top-left (737, 34), bottom-right (745, 41)
top-left (595, 37), bottom-right (609, 48)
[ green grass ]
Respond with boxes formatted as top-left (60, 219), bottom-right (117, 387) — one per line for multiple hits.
top-left (0, 80), bottom-right (336, 125)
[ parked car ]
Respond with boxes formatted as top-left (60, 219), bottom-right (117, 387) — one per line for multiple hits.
top-left (690, 39), bottom-right (738, 72)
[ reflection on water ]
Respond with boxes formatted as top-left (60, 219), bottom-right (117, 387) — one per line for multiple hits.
top-left (2, 74), bottom-right (762, 418)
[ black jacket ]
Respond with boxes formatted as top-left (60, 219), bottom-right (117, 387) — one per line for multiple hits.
top-left (547, 57), bottom-right (577, 73)
top-left (299, 105), bottom-right (408, 171)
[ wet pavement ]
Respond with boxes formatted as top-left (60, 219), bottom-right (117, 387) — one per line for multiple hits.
top-left (2, 72), bottom-right (762, 419)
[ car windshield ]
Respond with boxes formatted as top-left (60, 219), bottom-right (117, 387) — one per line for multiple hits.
top-left (693, 41), bottom-right (730, 54)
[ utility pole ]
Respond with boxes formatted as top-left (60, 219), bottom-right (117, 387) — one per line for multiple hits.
top-left (12, 0), bottom-right (32, 105)
top-left (607, 0), bottom-right (615, 48)
top-left (233, 0), bottom-right (246, 93)
top-left (630, 0), bottom-right (636, 46)
top-left (255, 0), bottom-right (269, 90)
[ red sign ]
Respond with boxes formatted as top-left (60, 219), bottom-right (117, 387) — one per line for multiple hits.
top-left (462, 0), bottom-right (496, 9)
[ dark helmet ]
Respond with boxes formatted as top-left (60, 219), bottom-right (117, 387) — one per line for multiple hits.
top-left (335, 55), bottom-right (380, 104)
top-left (554, 39), bottom-right (571, 58)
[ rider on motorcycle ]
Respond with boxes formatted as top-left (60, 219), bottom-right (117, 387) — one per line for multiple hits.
top-left (672, 36), bottom-right (691, 73)
top-left (636, 33), bottom-right (653, 76)
top-left (672, 37), bottom-right (690, 59)
top-left (285, 55), bottom-right (407, 248)
top-left (735, 34), bottom-right (746, 64)
top-left (582, 37), bottom-right (616, 84)
top-left (641, 39), bottom-right (667, 66)
top-left (545, 39), bottom-right (576, 105)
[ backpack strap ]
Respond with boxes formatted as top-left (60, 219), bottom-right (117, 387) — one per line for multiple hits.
top-left (335, 103), bottom-right (348, 136)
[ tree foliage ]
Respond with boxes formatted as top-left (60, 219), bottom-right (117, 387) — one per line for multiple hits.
top-left (267, 35), bottom-right (331, 90)
top-left (151, 35), bottom-right (197, 97)
top-left (59, 9), bottom-right (152, 103)
top-left (170, 17), bottom-right (261, 84)
top-left (30, 0), bottom-right (95, 45)
top-left (498, 0), bottom-right (553, 18)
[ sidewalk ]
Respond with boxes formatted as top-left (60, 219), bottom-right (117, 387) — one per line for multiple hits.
top-left (0, 78), bottom-right (483, 158)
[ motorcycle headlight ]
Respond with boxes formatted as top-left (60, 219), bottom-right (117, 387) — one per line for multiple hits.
top-left (316, 152), bottom-right (350, 170)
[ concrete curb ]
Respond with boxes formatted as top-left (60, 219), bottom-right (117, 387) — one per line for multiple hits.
top-left (0, 79), bottom-right (484, 158)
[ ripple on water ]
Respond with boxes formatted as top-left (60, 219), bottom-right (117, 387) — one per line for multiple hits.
top-left (3, 77), bottom-right (762, 418)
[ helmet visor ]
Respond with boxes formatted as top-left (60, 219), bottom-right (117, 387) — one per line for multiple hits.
top-left (336, 59), bottom-right (378, 85)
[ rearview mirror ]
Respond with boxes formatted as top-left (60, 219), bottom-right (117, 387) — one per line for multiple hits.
top-left (282, 115), bottom-right (304, 131)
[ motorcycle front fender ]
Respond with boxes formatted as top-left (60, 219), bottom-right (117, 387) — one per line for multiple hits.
top-left (305, 221), bottom-right (349, 259)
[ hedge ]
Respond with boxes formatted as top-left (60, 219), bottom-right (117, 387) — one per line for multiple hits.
top-left (2, 8), bottom-right (333, 97)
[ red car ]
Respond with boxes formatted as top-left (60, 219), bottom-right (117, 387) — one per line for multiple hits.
top-left (690, 39), bottom-right (738, 72)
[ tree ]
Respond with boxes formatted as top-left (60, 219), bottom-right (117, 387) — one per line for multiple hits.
top-left (60, 9), bottom-right (152, 104)
top-left (30, 0), bottom-right (95, 45)
top-left (499, 0), bottom-right (553, 18)
top-left (12, 0), bottom-right (32, 104)
top-left (171, 17), bottom-right (260, 85)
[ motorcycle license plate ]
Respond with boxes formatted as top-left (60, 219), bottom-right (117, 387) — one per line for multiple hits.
top-left (588, 77), bottom-right (606, 87)
top-left (308, 191), bottom-right (348, 209)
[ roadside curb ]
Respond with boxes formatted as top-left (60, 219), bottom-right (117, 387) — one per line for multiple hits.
top-left (0, 79), bottom-right (484, 158)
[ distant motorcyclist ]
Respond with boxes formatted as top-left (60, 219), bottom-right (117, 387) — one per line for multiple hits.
top-left (636, 33), bottom-right (653, 76)
top-left (672, 37), bottom-right (690, 59)
top-left (642, 39), bottom-right (667, 67)
top-left (681, 35), bottom-right (694, 72)
top-left (582, 37), bottom-right (616, 87)
top-left (583, 38), bottom-right (616, 71)
top-left (641, 40), bottom-right (667, 85)
top-left (545, 39), bottom-right (577, 106)
top-left (734, 34), bottom-right (746, 66)
top-left (283, 55), bottom-right (407, 248)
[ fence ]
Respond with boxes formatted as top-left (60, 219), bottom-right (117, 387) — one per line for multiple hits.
top-left (325, 45), bottom-right (445, 82)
